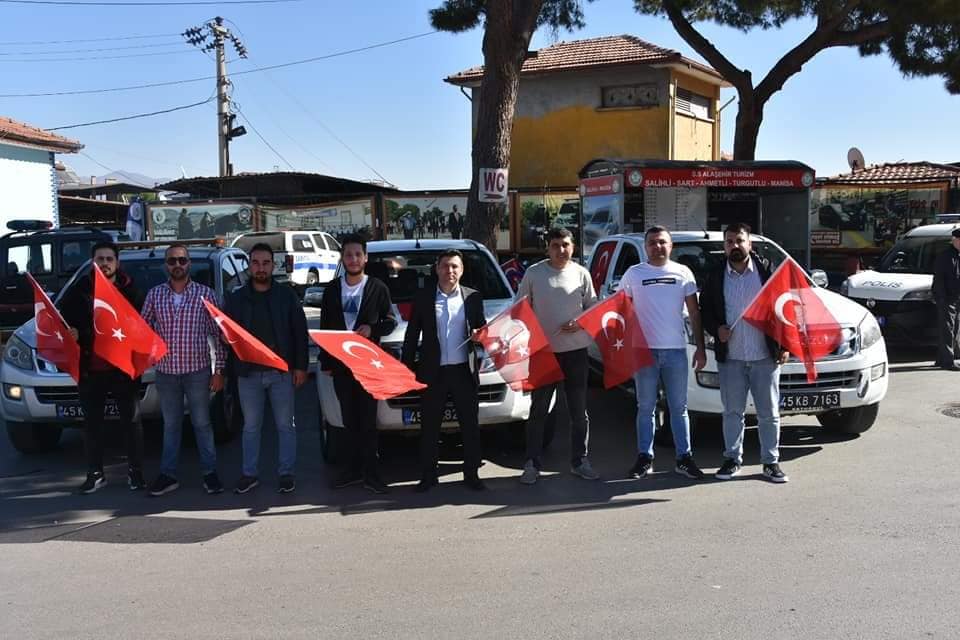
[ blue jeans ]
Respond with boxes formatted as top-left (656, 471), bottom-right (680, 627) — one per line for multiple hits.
top-left (155, 368), bottom-right (216, 478)
top-left (634, 348), bottom-right (691, 459)
top-left (237, 370), bottom-right (296, 478)
top-left (718, 358), bottom-right (781, 464)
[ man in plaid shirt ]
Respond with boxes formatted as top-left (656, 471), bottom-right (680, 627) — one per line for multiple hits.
top-left (141, 243), bottom-right (227, 497)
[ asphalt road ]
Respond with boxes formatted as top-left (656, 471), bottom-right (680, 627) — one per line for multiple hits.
top-left (1, 344), bottom-right (959, 639)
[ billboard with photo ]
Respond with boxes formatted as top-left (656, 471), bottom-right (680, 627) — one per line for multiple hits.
top-left (517, 192), bottom-right (579, 252)
top-left (147, 201), bottom-right (254, 242)
top-left (384, 194), bottom-right (510, 250)
top-left (261, 199), bottom-right (373, 239)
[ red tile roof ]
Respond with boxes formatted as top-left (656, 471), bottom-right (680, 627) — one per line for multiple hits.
top-left (822, 162), bottom-right (960, 186)
top-left (0, 115), bottom-right (82, 153)
top-left (445, 34), bottom-right (725, 85)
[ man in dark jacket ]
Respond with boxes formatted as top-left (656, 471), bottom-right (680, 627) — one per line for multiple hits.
top-left (224, 243), bottom-right (309, 494)
top-left (319, 234), bottom-right (397, 494)
top-left (932, 228), bottom-right (960, 370)
top-left (59, 241), bottom-right (145, 494)
top-left (401, 249), bottom-right (486, 492)
top-left (700, 223), bottom-right (790, 483)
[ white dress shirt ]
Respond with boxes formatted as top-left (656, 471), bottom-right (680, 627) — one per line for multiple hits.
top-left (435, 286), bottom-right (468, 365)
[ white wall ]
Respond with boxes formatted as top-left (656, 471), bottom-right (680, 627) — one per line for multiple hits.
top-left (0, 144), bottom-right (57, 231)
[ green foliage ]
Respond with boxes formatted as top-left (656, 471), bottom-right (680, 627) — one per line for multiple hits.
top-left (430, 0), bottom-right (590, 33)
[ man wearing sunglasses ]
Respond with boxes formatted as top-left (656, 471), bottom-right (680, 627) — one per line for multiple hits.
top-left (141, 243), bottom-right (227, 496)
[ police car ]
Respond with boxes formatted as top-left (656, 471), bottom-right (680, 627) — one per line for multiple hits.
top-left (232, 230), bottom-right (340, 288)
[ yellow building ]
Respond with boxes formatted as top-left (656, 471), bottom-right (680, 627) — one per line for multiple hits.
top-left (445, 34), bottom-right (729, 189)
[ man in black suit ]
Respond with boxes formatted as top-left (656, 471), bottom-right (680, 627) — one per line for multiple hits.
top-left (402, 249), bottom-right (487, 492)
top-left (319, 234), bottom-right (397, 494)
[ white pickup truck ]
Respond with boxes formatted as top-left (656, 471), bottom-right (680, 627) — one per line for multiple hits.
top-left (587, 231), bottom-right (889, 437)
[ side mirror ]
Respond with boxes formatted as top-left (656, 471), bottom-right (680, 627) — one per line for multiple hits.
top-left (810, 269), bottom-right (829, 288)
top-left (303, 287), bottom-right (325, 307)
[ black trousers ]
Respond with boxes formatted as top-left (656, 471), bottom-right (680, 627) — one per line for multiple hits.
top-left (418, 363), bottom-right (481, 477)
top-left (78, 369), bottom-right (142, 474)
top-left (333, 373), bottom-right (379, 476)
top-left (526, 348), bottom-right (589, 467)
top-left (935, 299), bottom-right (960, 366)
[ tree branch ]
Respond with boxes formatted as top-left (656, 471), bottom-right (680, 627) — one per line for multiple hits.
top-left (661, 0), bottom-right (751, 93)
top-left (827, 20), bottom-right (892, 47)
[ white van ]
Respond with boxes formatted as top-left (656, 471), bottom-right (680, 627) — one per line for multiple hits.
top-left (841, 223), bottom-right (960, 345)
top-left (589, 232), bottom-right (889, 436)
top-left (231, 230), bottom-right (340, 287)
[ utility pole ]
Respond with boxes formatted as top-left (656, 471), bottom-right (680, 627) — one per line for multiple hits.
top-left (183, 17), bottom-right (248, 177)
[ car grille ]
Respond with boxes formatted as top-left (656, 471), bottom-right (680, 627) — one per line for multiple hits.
top-left (34, 384), bottom-right (149, 404)
top-left (386, 383), bottom-right (507, 409)
top-left (779, 370), bottom-right (859, 391)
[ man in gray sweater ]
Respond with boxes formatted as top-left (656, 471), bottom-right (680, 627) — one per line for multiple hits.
top-left (516, 227), bottom-right (599, 484)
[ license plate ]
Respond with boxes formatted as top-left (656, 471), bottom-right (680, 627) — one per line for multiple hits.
top-left (402, 406), bottom-right (459, 425)
top-left (779, 391), bottom-right (841, 413)
top-left (56, 401), bottom-right (120, 419)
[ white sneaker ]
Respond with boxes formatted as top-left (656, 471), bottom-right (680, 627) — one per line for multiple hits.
top-left (571, 457), bottom-right (600, 480)
top-left (519, 460), bottom-right (539, 485)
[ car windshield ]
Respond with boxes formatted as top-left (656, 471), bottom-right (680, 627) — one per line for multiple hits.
top-left (671, 240), bottom-right (789, 288)
top-left (233, 233), bottom-right (284, 253)
top-left (877, 236), bottom-right (951, 274)
top-left (363, 249), bottom-right (510, 303)
top-left (55, 258), bottom-right (215, 305)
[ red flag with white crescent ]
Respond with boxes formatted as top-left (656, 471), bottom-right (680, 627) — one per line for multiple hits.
top-left (27, 273), bottom-right (81, 384)
top-left (203, 298), bottom-right (288, 372)
top-left (576, 290), bottom-right (653, 388)
top-left (91, 265), bottom-right (167, 379)
top-left (474, 297), bottom-right (563, 392)
top-left (740, 258), bottom-right (843, 382)
top-left (309, 330), bottom-right (425, 400)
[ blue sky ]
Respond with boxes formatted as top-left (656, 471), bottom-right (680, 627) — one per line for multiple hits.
top-left (1, 0), bottom-right (957, 189)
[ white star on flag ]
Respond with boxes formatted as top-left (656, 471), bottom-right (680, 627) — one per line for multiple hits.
top-left (517, 346), bottom-right (530, 358)
top-left (370, 359), bottom-right (384, 369)
top-left (55, 330), bottom-right (64, 342)
top-left (112, 327), bottom-right (126, 342)
top-left (613, 338), bottom-right (624, 351)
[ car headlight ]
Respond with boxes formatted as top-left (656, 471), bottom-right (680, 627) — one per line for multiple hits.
top-left (478, 349), bottom-right (497, 374)
top-left (840, 279), bottom-right (850, 297)
top-left (684, 316), bottom-right (714, 349)
top-left (696, 370), bottom-right (720, 388)
top-left (2, 335), bottom-right (35, 371)
top-left (858, 313), bottom-right (882, 351)
top-left (902, 289), bottom-right (933, 301)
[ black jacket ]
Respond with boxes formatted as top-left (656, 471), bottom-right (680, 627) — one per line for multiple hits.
top-left (699, 253), bottom-right (783, 363)
top-left (932, 246), bottom-right (960, 303)
top-left (319, 276), bottom-right (397, 375)
top-left (59, 268), bottom-right (144, 376)
top-left (223, 281), bottom-right (309, 376)
top-left (401, 284), bottom-right (487, 384)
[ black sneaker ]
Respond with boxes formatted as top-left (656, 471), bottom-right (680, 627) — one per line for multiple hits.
top-left (763, 463), bottom-right (789, 483)
top-left (277, 475), bottom-right (296, 493)
top-left (148, 474), bottom-right (179, 497)
top-left (203, 472), bottom-right (224, 495)
top-left (234, 476), bottom-right (259, 494)
top-left (628, 454), bottom-right (653, 479)
top-left (463, 473), bottom-right (486, 491)
top-left (127, 468), bottom-right (146, 491)
top-left (675, 454), bottom-right (705, 480)
top-left (715, 458), bottom-right (742, 481)
top-left (414, 475), bottom-right (438, 493)
top-left (333, 469), bottom-right (363, 489)
top-left (362, 474), bottom-right (390, 495)
top-left (78, 471), bottom-right (106, 495)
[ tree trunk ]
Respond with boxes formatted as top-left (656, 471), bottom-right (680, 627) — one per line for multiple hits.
top-left (463, 0), bottom-right (543, 252)
top-left (732, 90), bottom-right (763, 161)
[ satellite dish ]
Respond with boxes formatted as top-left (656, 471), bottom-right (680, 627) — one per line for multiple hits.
top-left (847, 147), bottom-right (865, 173)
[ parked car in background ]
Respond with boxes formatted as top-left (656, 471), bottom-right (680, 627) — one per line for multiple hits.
top-left (588, 231), bottom-right (888, 436)
top-left (840, 223), bottom-right (960, 345)
top-left (232, 230), bottom-right (340, 288)
top-left (314, 239), bottom-right (544, 462)
top-left (1, 242), bottom-right (249, 453)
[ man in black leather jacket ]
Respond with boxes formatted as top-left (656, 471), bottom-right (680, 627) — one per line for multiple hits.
top-left (932, 228), bottom-right (960, 370)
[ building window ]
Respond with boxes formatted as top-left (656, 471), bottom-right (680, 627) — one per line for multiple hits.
top-left (600, 84), bottom-right (658, 108)
top-left (675, 87), bottom-right (713, 120)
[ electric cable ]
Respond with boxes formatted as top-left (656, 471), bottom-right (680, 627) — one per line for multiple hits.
top-left (0, 32), bottom-right (178, 45)
top-left (47, 95), bottom-right (214, 130)
top-left (232, 103), bottom-right (295, 171)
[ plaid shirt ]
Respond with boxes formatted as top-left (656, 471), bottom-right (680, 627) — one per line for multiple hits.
top-left (141, 279), bottom-right (227, 375)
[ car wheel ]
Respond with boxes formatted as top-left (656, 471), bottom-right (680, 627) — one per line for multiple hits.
top-left (211, 381), bottom-right (242, 444)
top-left (306, 269), bottom-right (319, 286)
top-left (6, 422), bottom-right (62, 454)
top-left (816, 403), bottom-right (879, 434)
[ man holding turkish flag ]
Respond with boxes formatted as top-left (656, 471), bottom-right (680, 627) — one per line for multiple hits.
top-left (28, 273), bottom-right (80, 384)
top-left (310, 330), bottom-right (424, 400)
top-left (739, 256), bottom-right (843, 383)
top-left (575, 290), bottom-right (653, 388)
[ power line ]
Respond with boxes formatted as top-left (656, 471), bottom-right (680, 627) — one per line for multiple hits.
top-left (233, 106), bottom-right (294, 171)
top-left (0, 49), bottom-right (193, 62)
top-left (0, 0), bottom-right (300, 5)
top-left (0, 30), bottom-right (437, 97)
top-left (0, 32), bottom-right (179, 45)
top-left (0, 41), bottom-right (182, 55)
top-left (48, 95), bottom-right (214, 130)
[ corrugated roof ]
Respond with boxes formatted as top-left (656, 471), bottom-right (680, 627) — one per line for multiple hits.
top-left (821, 162), bottom-right (960, 186)
top-left (445, 34), bottom-right (725, 85)
top-left (0, 115), bottom-right (82, 153)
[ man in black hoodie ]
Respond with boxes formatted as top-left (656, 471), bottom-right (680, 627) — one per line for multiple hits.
top-left (59, 241), bottom-right (145, 494)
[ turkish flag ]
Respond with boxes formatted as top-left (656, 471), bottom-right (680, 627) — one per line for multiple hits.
top-left (203, 298), bottom-right (288, 372)
top-left (27, 273), bottom-right (80, 384)
top-left (91, 265), bottom-right (167, 379)
top-left (740, 258), bottom-right (843, 382)
top-left (475, 297), bottom-right (564, 392)
top-left (576, 291), bottom-right (653, 388)
top-left (309, 330), bottom-right (425, 400)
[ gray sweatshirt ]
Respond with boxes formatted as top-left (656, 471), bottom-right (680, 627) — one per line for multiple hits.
top-left (516, 259), bottom-right (597, 353)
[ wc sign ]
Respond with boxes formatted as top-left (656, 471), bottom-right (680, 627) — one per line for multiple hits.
top-left (479, 168), bottom-right (508, 203)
